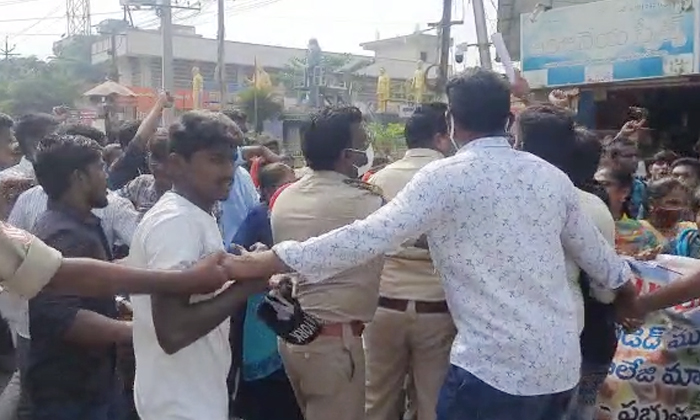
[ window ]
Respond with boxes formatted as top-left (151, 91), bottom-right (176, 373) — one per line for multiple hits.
top-left (419, 51), bottom-right (428, 61)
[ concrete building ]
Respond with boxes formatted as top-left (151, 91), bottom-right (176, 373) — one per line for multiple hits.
top-left (90, 23), bottom-right (438, 113)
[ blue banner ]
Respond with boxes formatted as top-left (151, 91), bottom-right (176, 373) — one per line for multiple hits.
top-left (520, 0), bottom-right (698, 88)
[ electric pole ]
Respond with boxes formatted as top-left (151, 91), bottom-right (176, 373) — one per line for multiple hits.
top-left (429, 0), bottom-right (463, 95)
top-left (472, 0), bottom-right (493, 69)
top-left (160, 0), bottom-right (175, 124)
top-left (217, 0), bottom-right (227, 110)
top-left (0, 37), bottom-right (18, 60)
top-left (109, 33), bottom-right (119, 82)
top-left (437, 0), bottom-right (453, 94)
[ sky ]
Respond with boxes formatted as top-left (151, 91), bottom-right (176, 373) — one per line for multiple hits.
top-left (0, 0), bottom-right (499, 66)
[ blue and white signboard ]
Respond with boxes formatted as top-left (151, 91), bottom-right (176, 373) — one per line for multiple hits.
top-left (520, 0), bottom-right (698, 88)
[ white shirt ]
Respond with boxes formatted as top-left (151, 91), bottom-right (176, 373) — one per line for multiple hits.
top-left (273, 137), bottom-right (630, 396)
top-left (0, 157), bottom-right (34, 181)
top-left (566, 189), bottom-right (617, 332)
top-left (1, 185), bottom-right (139, 339)
top-left (129, 192), bottom-right (230, 420)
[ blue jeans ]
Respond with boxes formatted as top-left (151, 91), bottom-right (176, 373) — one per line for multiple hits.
top-left (564, 361), bottom-right (610, 420)
top-left (436, 365), bottom-right (574, 420)
top-left (32, 385), bottom-right (126, 420)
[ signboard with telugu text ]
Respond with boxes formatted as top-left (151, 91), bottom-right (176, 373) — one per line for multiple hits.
top-left (520, 0), bottom-right (699, 88)
top-left (598, 256), bottom-right (700, 419)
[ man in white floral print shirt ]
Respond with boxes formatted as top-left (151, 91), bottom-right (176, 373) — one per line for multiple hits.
top-left (224, 68), bottom-right (638, 420)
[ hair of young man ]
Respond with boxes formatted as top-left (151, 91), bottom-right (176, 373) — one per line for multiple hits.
top-left (567, 127), bottom-right (602, 187)
top-left (117, 120), bottom-right (142, 148)
top-left (445, 67), bottom-right (511, 134)
top-left (222, 108), bottom-right (247, 125)
top-left (34, 134), bottom-right (103, 201)
top-left (0, 113), bottom-right (13, 130)
top-left (148, 133), bottom-right (169, 162)
top-left (168, 111), bottom-right (238, 160)
top-left (652, 150), bottom-right (679, 165)
top-left (14, 113), bottom-right (58, 157)
top-left (517, 105), bottom-right (576, 171)
top-left (301, 106), bottom-right (363, 171)
top-left (604, 136), bottom-right (636, 158)
top-left (258, 162), bottom-right (292, 190)
top-left (58, 124), bottom-right (107, 145)
top-left (647, 176), bottom-right (688, 204)
top-left (671, 157), bottom-right (700, 179)
top-left (404, 102), bottom-right (448, 149)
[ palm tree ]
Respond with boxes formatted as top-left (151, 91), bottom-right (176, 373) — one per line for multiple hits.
top-left (237, 86), bottom-right (283, 133)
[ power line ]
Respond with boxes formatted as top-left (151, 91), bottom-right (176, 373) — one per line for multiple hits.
top-left (13, 3), bottom-right (64, 39)
top-left (0, 10), bottom-right (122, 24)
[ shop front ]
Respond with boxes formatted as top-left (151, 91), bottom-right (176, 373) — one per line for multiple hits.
top-left (520, 0), bottom-right (700, 155)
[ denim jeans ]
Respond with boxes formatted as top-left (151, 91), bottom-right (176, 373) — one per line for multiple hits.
top-left (32, 387), bottom-right (126, 420)
top-left (436, 365), bottom-right (574, 420)
top-left (564, 361), bottom-right (610, 420)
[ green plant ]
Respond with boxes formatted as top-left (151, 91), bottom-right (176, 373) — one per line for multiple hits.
top-left (367, 122), bottom-right (405, 156)
top-left (237, 86), bottom-right (283, 133)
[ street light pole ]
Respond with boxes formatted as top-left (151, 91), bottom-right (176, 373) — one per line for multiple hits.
top-left (472, 0), bottom-right (493, 69)
top-left (161, 0), bottom-right (175, 124)
top-left (217, 0), bottom-right (227, 110)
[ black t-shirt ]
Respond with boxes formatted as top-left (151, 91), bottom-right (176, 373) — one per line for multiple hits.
top-left (28, 203), bottom-right (118, 404)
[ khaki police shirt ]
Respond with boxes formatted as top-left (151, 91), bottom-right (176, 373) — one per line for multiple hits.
top-left (0, 221), bottom-right (62, 299)
top-left (368, 148), bottom-right (445, 301)
top-left (271, 170), bottom-right (384, 323)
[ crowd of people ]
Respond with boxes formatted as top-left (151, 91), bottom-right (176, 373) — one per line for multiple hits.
top-left (0, 67), bottom-right (699, 420)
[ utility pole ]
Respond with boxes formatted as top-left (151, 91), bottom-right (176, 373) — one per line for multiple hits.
top-left (0, 37), bottom-right (18, 60)
top-left (109, 33), bottom-right (119, 82)
top-left (430, 1), bottom-right (463, 96)
top-left (217, 0), bottom-right (227, 110)
top-left (472, 0), bottom-right (493, 69)
top-left (160, 0), bottom-right (175, 124)
top-left (437, 0), bottom-right (453, 94)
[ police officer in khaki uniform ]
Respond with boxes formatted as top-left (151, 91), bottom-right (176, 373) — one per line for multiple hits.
top-left (271, 106), bottom-right (384, 420)
top-left (0, 220), bottom-right (233, 298)
top-left (365, 103), bottom-right (456, 420)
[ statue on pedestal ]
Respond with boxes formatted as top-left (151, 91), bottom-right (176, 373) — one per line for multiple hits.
top-left (192, 67), bottom-right (204, 109)
top-left (376, 67), bottom-right (391, 113)
top-left (411, 60), bottom-right (426, 104)
top-left (306, 38), bottom-right (322, 88)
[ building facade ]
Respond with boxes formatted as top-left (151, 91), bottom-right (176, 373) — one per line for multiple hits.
top-left (90, 24), bottom-right (438, 116)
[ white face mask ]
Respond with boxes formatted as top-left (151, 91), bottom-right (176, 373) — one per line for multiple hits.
top-left (352, 144), bottom-right (374, 177)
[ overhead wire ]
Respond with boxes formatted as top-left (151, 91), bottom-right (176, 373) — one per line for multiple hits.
top-left (11, 2), bottom-right (64, 45)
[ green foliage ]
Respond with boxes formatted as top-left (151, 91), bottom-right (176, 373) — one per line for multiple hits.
top-left (367, 122), bottom-right (405, 156)
top-left (237, 86), bottom-right (284, 133)
top-left (0, 57), bottom-right (81, 115)
top-left (0, 36), bottom-right (106, 116)
top-left (276, 53), bottom-right (352, 91)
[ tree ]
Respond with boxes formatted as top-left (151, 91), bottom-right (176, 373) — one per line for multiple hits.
top-left (367, 122), bottom-right (405, 157)
top-left (276, 53), bottom-right (352, 92)
top-left (237, 86), bottom-right (283, 133)
top-left (0, 57), bottom-right (80, 115)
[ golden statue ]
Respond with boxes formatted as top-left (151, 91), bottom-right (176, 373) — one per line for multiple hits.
top-left (192, 67), bottom-right (204, 109)
top-left (251, 58), bottom-right (272, 90)
top-left (411, 60), bottom-right (426, 104)
top-left (376, 67), bottom-right (391, 113)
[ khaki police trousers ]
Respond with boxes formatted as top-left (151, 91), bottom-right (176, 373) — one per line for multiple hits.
top-left (280, 332), bottom-right (365, 420)
top-left (364, 306), bottom-right (455, 420)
